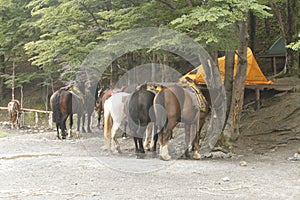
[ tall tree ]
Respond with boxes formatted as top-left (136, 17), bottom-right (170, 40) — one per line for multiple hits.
top-left (269, 0), bottom-right (299, 76)
top-left (0, 0), bottom-right (40, 98)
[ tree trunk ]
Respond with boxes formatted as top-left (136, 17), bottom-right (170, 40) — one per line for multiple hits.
top-left (0, 54), bottom-right (5, 98)
top-left (223, 20), bottom-right (248, 146)
top-left (286, 0), bottom-right (299, 76)
top-left (111, 59), bottom-right (118, 87)
top-left (224, 51), bottom-right (235, 119)
top-left (163, 52), bottom-right (171, 82)
top-left (248, 11), bottom-right (256, 51)
top-left (151, 51), bottom-right (156, 82)
top-left (12, 61), bottom-right (15, 100)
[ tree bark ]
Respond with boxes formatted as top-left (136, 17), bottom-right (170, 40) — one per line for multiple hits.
top-left (151, 51), bottom-right (156, 82)
top-left (224, 51), bottom-right (235, 119)
top-left (248, 11), bottom-right (256, 51)
top-left (286, 0), bottom-right (299, 76)
top-left (0, 54), bottom-right (5, 98)
top-left (111, 60), bottom-right (118, 87)
top-left (223, 20), bottom-right (248, 146)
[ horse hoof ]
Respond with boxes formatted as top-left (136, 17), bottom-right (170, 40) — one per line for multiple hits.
top-left (62, 136), bottom-right (66, 140)
top-left (159, 154), bottom-right (171, 161)
top-left (152, 151), bottom-right (157, 158)
top-left (117, 149), bottom-right (122, 154)
top-left (184, 150), bottom-right (191, 159)
top-left (136, 153), bottom-right (145, 159)
top-left (193, 151), bottom-right (201, 160)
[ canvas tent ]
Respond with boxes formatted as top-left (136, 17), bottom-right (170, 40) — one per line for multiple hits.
top-left (261, 35), bottom-right (300, 75)
top-left (180, 48), bottom-right (273, 85)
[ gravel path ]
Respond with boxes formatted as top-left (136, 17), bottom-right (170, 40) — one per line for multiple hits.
top-left (0, 128), bottom-right (299, 200)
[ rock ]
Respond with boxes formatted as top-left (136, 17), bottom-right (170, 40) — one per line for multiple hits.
top-left (222, 177), bottom-right (230, 182)
top-left (288, 153), bottom-right (300, 161)
top-left (240, 160), bottom-right (248, 166)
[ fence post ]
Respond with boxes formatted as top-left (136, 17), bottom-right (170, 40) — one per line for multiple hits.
top-left (35, 112), bottom-right (38, 127)
top-left (48, 113), bottom-right (53, 129)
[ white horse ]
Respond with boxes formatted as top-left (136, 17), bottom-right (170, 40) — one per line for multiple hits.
top-left (103, 92), bottom-right (130, 153)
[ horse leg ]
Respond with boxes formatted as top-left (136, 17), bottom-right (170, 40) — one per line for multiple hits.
top-left (184, 124), bottom-right (191, 158)
top-left (192, 117), bottom-right (206, 160)
top-left (111, 124), bottom-right (121, 153)
top-left (136, 127), bottom-right (146, 159)
top-left (151, 124), bottom-right (159, 158)
top-left (122, 121), bottom-right (127, 139)
top-left (61, 114), bottom-right (68, 139)
top-left (159, 119), bottom-right (177, 161)
top-left (144, 123), bottom-right (152, 151)
top-left (134, 136), bottom-right (139, 153)
top-left (56, 124), bottom-right (61, 139)
top-left (69, 114), bottom-right (73, 138)
top-left (16, 112), bottom-right (20, 129)
top-left (87, 112), bottom-right (92, 133)
top-left (97, 111), bottom-right (101, 129)
top-left (81, 113), bottom-right (86, 133)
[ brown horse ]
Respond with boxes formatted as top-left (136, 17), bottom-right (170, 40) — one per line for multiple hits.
top-left (153, 84), bottom-right (209, 160)
top-left (50, 87), bottom-right (85, 139)
top-left (7, 99), bottom-right (21, 129)
top-left (95, 85), bottom-right (131, 129)
top-left (95, 88), bottom-right (113, 128)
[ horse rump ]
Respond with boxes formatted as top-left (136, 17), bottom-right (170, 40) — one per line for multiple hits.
top-left (7, 99), bottom-right (21, 128)
top-left (50, 91), bottom-right (62, 128)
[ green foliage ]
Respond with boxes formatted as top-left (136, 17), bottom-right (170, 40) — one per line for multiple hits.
top-left (171, 0), bottom-right (271, 51)
top-left (287, 40), bottom-right (300, 51)
top-left (0, 0), bottom-right (288, 90)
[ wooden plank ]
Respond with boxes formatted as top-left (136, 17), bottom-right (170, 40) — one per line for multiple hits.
top-left (0, 107), bottom-right (52, 114)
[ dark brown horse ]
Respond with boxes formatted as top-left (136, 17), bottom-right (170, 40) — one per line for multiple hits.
top-left (153, 84), bottom-right (209, 160)
top-left (50, 87), bottom-right (85, 139)
top-left (125, 84), bottom-right (157, 158)
top-left (7, 99), bottom-right (21, 129)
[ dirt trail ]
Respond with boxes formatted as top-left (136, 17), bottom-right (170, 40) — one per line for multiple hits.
top-left (0, 77), bottom-right (299, 199)
top-left (0, 126), bottom-right (299, 200)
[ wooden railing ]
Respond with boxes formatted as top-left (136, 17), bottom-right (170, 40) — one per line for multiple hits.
top-left (0, 106), bottom-right (53, 128)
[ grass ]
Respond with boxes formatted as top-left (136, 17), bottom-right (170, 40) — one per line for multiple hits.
top-left (0, 130), bottom-right (9, 138)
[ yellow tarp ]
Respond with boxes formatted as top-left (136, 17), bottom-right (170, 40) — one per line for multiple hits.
top-left (180, 48), bottom-right (273, 85)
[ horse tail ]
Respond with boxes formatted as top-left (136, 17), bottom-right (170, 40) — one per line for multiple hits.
top-left (103, 105), bottom-right (113, 150)
top-left (154, 90), bottom-right (167, 132)
top-left (51, 92), bottom-right (62, 127)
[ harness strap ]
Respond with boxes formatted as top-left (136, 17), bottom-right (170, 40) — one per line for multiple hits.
top-left (186, 82), bottom-right (208, 113)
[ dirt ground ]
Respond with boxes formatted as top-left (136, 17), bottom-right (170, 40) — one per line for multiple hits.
top-left (0, 77), bottom-right (299, 200)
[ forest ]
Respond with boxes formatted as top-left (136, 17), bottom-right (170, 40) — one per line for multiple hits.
top-left (0, 0), bottom-right (299, 144)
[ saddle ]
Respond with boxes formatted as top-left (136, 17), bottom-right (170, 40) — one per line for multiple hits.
top-left (61, 85), bottom-right (85, 105)
top-left (184, 78), bottom-right (208, 113)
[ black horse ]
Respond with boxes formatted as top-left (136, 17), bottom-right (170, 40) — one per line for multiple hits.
top-left (50, 87), bottom-right (85, 139)
top-left (126, 84), bottom-right (158, 158)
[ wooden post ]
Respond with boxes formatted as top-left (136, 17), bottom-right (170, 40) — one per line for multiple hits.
top-left (35, 112), bottom-right (39, 127)
top-left (255, 87), bottom-right (261, 110)
top-left (49, 113), bottom-right (53, 129)
top-left (12, 61), bottom-right (15, 100)
top-left (273, 56), bottom-right (277, 75)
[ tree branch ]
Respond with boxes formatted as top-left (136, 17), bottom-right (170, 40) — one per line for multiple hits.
top-left (79, 1), bottom-right (104, 35)
top-left (269, 1), bottom-right (286, 39)
top-left (155, 0), bottom-right (175, 10)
